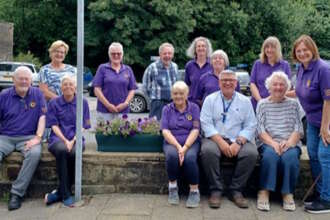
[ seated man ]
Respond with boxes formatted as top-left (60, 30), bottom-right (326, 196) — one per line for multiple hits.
top-left (200, 69), bottom-right (257, 209)
top-left (0, 66), bottom-right (46, 211)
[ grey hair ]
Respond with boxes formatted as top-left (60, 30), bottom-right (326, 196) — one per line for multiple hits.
top-left (171, 81), bottom-right (189, 96)
top-left (13, 66), bottom-right (33, 79)
top-left (61, 75), bottom-right (76, 87)
top-left (211, 49), bottom-right (229, 67)
top-left (265, 71), bottom-right (291, 92)
top-left (186, 36), bottom-right (213, 58)
top-left (219, 69), bottom-right (237, 80)
top-left (159, 42), bottom-right (175, 54)
top-left (108, 42), bottom-right (124, 55)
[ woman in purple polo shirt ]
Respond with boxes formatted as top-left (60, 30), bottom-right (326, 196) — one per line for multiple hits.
top-left (92, 42), bottom-right (137, 123)
top-left (161, 81), bottom-right (201, 208)
top-left (44, 76), bottom-right (91, 207)
top-left (292, 35), bottom-right (330, 214)
top-left (185, 36), bottom-right (213, 105)
top-left (250, 36), bottom-right (291, 110)
top-left (197, 50), bottom-right (240, 106)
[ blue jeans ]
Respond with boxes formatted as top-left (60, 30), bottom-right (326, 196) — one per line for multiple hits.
top-left (163, 142), bottom-right (200, 185)
top-left (307, 123), bottom-right (330, 201)
top-left (150, 100), bottom-right (171, 120)
top-left (259, 144), bottom-right (301, 194)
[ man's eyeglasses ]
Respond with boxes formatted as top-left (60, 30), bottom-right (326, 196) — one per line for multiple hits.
top-left (220, 79), bottom-right (236, 83)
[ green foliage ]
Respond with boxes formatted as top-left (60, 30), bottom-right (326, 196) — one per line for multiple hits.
top-left (13, 51), bottom-right (42, 69)
top-left (1, 0), bottom-right (330, 76)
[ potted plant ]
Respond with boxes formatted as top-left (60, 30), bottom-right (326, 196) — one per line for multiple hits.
top-left (95, 114), bottom-right (163, 152)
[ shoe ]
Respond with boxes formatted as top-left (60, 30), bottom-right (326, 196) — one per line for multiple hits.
top-left (44, 189), bottom-right (61, 206)
top-left (208, 191), bottom-right (221, 209)
top-left (63, 196), bottom-right (75, 208)
top-left (305, 198), bottom-right (330, 214)
top-left (168, 187), bottom-right (179, 205)
top-left (186, 191), bottom-right (200, 208)
top-left (304, 191), bottom-right (319, 206)
top-left (230, 192), bottom-right (249, 209)
top-left (257, 190), bottom-right (270, 211)
top-left (8, 193), bottom-right (22, 211)
top-left (282, 194), bottom-right (296, 211)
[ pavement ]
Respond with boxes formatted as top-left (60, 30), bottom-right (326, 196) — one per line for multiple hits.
top-left (1, 193), bottom-right (330, 220)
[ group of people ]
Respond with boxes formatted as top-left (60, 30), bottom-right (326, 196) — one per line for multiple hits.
top-left (0, 34), bottom-right (329, 215)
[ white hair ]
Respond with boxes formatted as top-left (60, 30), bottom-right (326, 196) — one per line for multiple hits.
top-left (219, 69), bottom-right (237, 80)
top-left (171, 81), bottom-right (189, 96)
top-left (159, 42), bottom-right (174, 54)
top-left (108, 42), bottom-right (124, 55)
top-left (61, 75), bottom-right (76, 87)
top-left (13, 66), bottom-right (32, 79)
top-left (265, 71), bottom-right (291, 92)
top-left (211, 49), bottom-right (229, 67)
top-left (186, 36), bottom-right (213, 58)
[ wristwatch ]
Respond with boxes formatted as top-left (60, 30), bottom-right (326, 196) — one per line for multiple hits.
top-left (235, 139), bottom-right (244, 147)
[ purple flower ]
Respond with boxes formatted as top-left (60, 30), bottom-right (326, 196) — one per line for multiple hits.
top-left (122, 114), bottom-right (128, 120)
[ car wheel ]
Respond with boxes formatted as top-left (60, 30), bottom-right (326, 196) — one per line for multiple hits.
top-left (130, 95), bottom-right (147, 113)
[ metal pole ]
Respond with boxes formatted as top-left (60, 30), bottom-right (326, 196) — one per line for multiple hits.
top-left (75, 0), bottom-right (84, 202)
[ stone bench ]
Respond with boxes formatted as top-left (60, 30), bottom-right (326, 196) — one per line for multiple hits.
top-left (0, 144), bottom-right (312, 199)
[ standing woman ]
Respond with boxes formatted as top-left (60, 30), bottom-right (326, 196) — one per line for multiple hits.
top-left (39, 40), bottom-right (76, 101)
top-left (292, 35), bottom-right (330, 214)
top-left (197, 50), bottom-right (240, 106)
top-left (185, 36), bottom-right (213, 105)
top-left (44, 76), bottom-right (91, 207)
top-left (250, 36), bottom-right (291, 110)
top-left (92, 42), bottom-right (137, 122)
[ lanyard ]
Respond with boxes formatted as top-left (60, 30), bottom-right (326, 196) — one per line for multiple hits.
top-left (221, 92), bottom-right (235, 123)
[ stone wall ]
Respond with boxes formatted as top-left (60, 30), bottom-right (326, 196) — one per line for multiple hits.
top-left (0, 22), bottom-right (14, 61)
top-left (0, 146), bottom-right (313, 199)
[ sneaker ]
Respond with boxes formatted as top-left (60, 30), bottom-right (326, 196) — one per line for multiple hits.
top-left (305, 198), bottom-right (330, 214)
top-left (44, 189), bottom-right (61, 206)
top-left (304, 191), bottom-right (320, 206)
top-left (63, 196), bottom-right (75, 208)
top-left (168, 187), bottom-right (179, 205)
top-left (186, 191), bottom-right (200, 208)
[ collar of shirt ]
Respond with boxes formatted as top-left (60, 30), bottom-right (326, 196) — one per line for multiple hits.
top-left (156, 60), bottom-right (173, 70)
top-left (11, 86), bottom-right (32, 98)
top-left (303, 59), bottom-right (318, 72)
top-left (58, 95), bottom-right (76, 106)
top-left (105, 62), bottom-right (126, 73)
top-left (193, 58), bottom-right (211, 68)
top-left (169, 101), bottom-right (192, 114)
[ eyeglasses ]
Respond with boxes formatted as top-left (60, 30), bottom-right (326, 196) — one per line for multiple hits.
top-left (54, 50), bottom-right (66, 55)
top-left (220, 79), bottom-right (236, 83)
top-left (110, 52), bottom-right (122, 56)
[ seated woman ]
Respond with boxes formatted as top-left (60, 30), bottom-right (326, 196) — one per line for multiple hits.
top-left (44, 76), bottom-right (91, 207)
top-left (161, 81), bottom-right (200, 208)
top-left (256, 71), bottom-right (303, 211)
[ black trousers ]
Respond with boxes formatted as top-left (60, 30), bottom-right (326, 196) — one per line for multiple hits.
top-left (49, 141), bottom-right (76, 200)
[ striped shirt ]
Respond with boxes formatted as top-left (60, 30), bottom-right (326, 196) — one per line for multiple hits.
top-left (142, 60), bottom-right (178, 101)
top-left (256, 97), bottom-right (304, 146)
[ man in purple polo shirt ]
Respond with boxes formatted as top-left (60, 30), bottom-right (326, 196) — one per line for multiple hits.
top-left (44, 75), bottom-right (90, 207)
top-left (0, 66), bottom-right (46, 211)
top-left (93, 42), bottom-right (137, 123)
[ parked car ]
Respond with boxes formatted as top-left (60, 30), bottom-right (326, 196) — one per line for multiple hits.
top-left (0, 61), bottom-right (39, 89)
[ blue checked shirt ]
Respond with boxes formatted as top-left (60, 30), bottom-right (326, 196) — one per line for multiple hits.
top-left (142, 60), bottom-right (178, 100)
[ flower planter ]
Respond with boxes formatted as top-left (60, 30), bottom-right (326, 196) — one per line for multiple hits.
top-left (96, 133), bottom-right (163, 152)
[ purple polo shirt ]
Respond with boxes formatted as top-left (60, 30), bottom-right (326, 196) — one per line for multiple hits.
top-left (185, 59), bottom-right (212, 104)
top-left (92, 63), bottom-right (137, 113)
top-left (250, 59), bottom-right (291, 110)
top-left (0, 87), bottom-right (46, 136)
top-left (161, 101), bottom-right (200, 145)
top-left (295, 59), bottom-right (330, 127)
top-left (197, 71), bottom-right (241, 104)
top-left (46, 95), bottom-right (91, 148)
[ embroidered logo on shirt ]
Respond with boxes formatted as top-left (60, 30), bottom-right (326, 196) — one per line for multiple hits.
top-left (30, 101), bottom-right (36, 108)
top-left (186, 114), bottom-right (193, 121)
top-left (307, 79), bottom-right (311, 87)
top-left (325, 89), bottom-right (330, 97)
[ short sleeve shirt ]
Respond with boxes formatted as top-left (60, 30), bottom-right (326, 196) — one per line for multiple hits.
top-left (46, 95), bottom-right (91, 148)
top-left (92, 63), bottom-right (137, 113)
top-left (0, 87), bottom-right (46, 136)
top-left (161, 101), bottom-right (200, 145)
top-left (39, 64), bottom-right (77, 96)
top-left (295, 59), bottom-right (330, 127)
